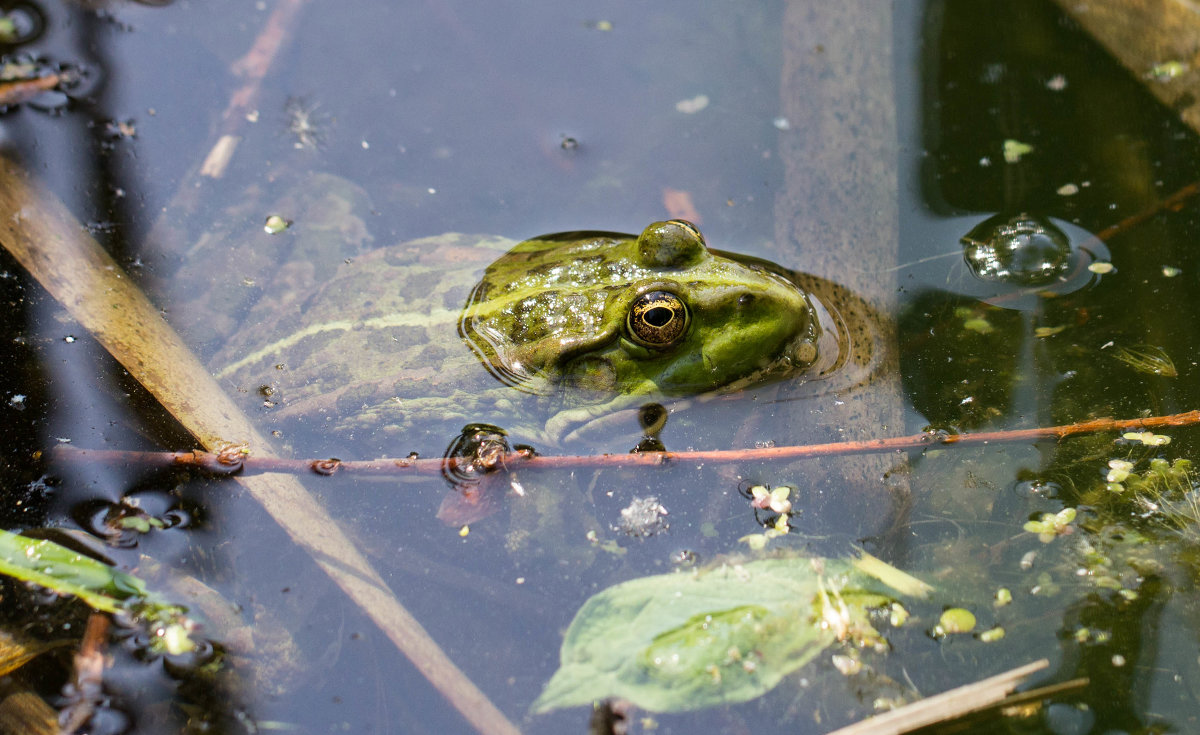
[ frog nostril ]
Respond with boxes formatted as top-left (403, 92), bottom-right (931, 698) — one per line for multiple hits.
top-left (738, 293), bottom-right (755, 307)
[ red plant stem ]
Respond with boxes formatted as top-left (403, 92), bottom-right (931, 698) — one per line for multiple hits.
top-left (47, 409), bottom-right (1200, 480)
top-left (1091, 179), bottom-right (1200, 244)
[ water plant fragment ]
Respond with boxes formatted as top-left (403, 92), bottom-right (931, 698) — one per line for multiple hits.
top-left (1108, 343), bottom-right (1176, 377)
top-left (932, 607), bottom-right (976, 636)
top-left (532, 552), bottom-right (931, 714)
top-left (263, 214), bottom-right (291, 234)
top-left (1024, 507), bottom-right (1076, 543)
top-left (1003, 139), bottom-right (1033, 163)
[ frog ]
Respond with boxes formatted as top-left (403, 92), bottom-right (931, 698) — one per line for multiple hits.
top-left (183, 177), bottom-right (881, 460)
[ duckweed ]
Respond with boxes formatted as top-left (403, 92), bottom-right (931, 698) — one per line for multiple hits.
top-left (1024, 507), bottom-right (1077, 542)
top-left (932, 607), bottom-right (977, 636)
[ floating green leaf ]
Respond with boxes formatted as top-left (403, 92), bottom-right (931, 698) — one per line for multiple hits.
top-left (532, 553), bottom-right (931, 714)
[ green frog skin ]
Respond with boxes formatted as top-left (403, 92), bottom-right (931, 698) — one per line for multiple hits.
top-left (211, 219), bottom-right (874, 456)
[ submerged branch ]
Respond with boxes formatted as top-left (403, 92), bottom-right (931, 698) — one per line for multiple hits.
top-left (142, 0), bottom-right (311, 259)
top-left (48, 409), bottom-right (1200, 480)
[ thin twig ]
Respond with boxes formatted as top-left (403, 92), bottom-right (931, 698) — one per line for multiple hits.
top-left (198, 0), bottom-right (309, 178)
top-left (47, 408), bottom-right (1200, 480)
top-left (1089, 178), bottom-right (1200, 245)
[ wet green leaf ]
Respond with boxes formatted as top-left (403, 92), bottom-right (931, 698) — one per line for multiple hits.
top-left (0, 527), bottom-right (190, 618)
top-left (0, 529), bottom-right (153, 613)
top-left (532, 553), bottom-right (929, 714)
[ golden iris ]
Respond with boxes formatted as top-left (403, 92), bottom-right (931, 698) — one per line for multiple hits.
top-left (627, 291), bottom-right (689, 347)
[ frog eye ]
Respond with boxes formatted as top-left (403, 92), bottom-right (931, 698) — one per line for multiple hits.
top-left (627, 291), bottom-right (689, 348)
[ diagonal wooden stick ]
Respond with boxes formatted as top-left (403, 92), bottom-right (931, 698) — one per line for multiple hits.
top-left (824, 659), bottom-right (1076, 735)
top-left (0, 155), bottom-right (520, 735)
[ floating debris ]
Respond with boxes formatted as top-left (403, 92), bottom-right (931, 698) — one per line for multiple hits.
top-left (978, 626), bottom-right (1006, 642)
top-left (932, 607), bottom-right (976, 637)
top-left (1107, 459), bottom-right (1135, 484)
top-left (662, 187), bottom-right (701, 223)
top-left (263, 214), bottom-right (290, 234)
top-left (1122, 431), bottom-right (1171, 446)
top-left (964, 317), bottom-right (994, 334)
top-left (675, 94), bottom-right (709, 114)
top-left (616, 496), bottom-right (669, 538)
top-left (1024, 507), bottom-right (1076, 543)
top-left (1003, 139), bottom-right (1033, 163)
top-left (1109, 343), bottom-right (1176, 377)
top-left (1056, 183), bottom-right (1079, 196)
top-left (1088, 261), bottom-right (1114, 274)
top-left (1162, 266), bottom-right (1181, 277)
top-left (285, 96), bottom-right (329, 149)
top-left (749, 485), bottom-right (792, 515)
top-left (1148, 60), bottom-right (1186, 81)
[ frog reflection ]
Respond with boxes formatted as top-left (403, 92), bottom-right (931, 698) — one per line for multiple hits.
top-left (212, 219), bottom-right (872, 458)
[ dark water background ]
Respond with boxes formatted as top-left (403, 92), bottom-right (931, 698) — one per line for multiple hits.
top-left (1, 0), bottom-right (1199, 733)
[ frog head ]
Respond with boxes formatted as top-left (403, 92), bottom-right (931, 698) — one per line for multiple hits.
top-left (460, 221), bottom-right (821, 427)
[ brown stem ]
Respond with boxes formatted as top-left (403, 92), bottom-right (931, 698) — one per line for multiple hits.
top-left (58, 614), bottom-right (109, 734)
top-left (47, 409), bottom-right (1200, 480)
top-left (0, 75), bottom-right (61, 106)
top-left (197, 0), bottom-right (309, 178)
top-left (1089, 179), bottom-right (1200, 245)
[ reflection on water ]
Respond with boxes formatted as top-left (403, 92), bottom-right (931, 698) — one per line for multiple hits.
top-left (900, 1), bottom-right (1200, 733)
top-left (3, 0), bottom-right (1200, 731)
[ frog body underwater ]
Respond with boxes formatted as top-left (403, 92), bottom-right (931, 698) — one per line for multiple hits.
top-left (212, 219), bottom-right (875, 457)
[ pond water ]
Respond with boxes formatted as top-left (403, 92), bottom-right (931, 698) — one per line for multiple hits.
top-left (2, 0), bottom-right (1200, 733)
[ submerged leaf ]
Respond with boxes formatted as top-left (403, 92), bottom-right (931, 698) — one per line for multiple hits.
top-left (532, 554), bottom-right (930, 714)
